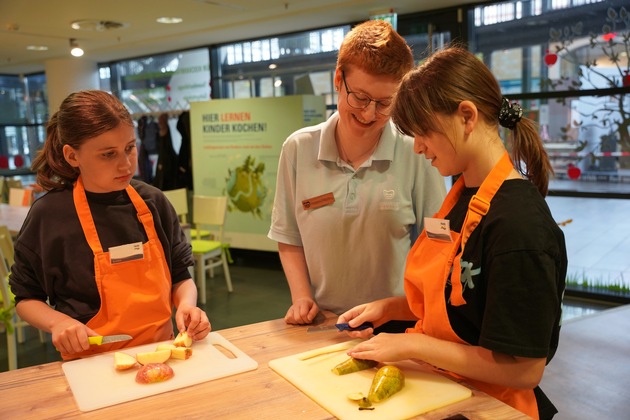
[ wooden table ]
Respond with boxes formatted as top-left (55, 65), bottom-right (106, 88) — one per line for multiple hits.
top-left (0, 203), bottom-right (29, 235)
top-left (0, 314), bottom-right (530, 419)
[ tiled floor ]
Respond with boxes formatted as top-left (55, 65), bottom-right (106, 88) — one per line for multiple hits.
top-left (546, 195), bottom-right (630, 290)
top-left (2, 194), bottom-right (628, 372)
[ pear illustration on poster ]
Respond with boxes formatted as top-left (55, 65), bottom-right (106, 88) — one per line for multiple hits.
top-left (225, 155), bottom-right (268, 219)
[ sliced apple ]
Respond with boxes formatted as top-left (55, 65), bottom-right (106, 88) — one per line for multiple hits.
top-left (173, 331), bottom-right (193, 348)
top-left (156, 343), bottom-right (193, 360)
top-left (114, 351), bottom-right (138, 371)
top-left (136, 349), bottom-right (171, 365)
top-left (156, 343), bottom-right (176, 351)
top-left (135, 363), bottom-right (174, 384)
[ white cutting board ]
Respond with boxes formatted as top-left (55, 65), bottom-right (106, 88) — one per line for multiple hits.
top-left (269, 340), bottom-right (472, 420)
top-left (62, 332), bottom-right (258, 412)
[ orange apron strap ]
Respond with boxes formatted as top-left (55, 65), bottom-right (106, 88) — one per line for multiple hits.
top-left (449, 152), bottom-right (514, 306)
top-left (435, 176), bottom-right (466, 219)
top-left (73, 177), bottom-right (103, 254)
top-left (125, 184), bottom-right (159, 242)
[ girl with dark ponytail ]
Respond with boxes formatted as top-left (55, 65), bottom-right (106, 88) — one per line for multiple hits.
top-left (11, 90), bottom-right (211, 361)
top-left (32, 90), bottom-right (133, 190)
top-left (337, 47), bottom-right (567, 420)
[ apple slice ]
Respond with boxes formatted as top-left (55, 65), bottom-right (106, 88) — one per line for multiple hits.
top-left (156, 343), bottom-right (193, 360)
top-left (136, 349), bottom-right (171, 365)
top-left (114, 351), bottom-right (138, 371)
top-left (135, 363), bottom-right (174, 384)
top-left (173, 331), bottom-right (193, 348)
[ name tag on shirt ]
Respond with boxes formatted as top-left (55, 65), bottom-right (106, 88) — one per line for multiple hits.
top-left (302, 192), bottom-right (335, 210)
top-left (424, 217), bottom-right (453, 242)
top-left (109, 242), bottom-right (144, 264)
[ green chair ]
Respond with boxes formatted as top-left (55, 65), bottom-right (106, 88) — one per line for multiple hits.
top-left (190, 195), bottom-right (233, 304)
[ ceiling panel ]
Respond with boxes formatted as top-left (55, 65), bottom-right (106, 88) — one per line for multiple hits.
top-left (0, 0), bottom-right (478, 74)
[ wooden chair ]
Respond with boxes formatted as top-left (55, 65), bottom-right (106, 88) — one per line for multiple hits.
top-left (190, 195), bottom-right (233, 304)
top-left (5, 178), bottom-right (23, 190)
top-left (162, 188), bottom-right (189, 224)
top-left (0, 176), bottom-right (5, 203)
top-left (0, 225), bottom-right (45, 353)
top-left (8, 187), bottom-right (33, 207)
top-left (162, 188), bottom-right (209, 239)
top-left (1, 226), bottom-right (45, 370)
top-left (0, 243), bottom-right (19, 370)
top-left (3, 178), bottom-right (22, 203)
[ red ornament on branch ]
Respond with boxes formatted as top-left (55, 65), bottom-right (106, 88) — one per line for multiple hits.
top-left (13, 155), bottom-right (24, 168)
top-left (544, 50), bottom-right (558, 67)
top-left (567, 163), bottom-right (581, 180)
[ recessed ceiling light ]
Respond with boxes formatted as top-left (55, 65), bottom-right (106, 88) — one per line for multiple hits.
top-left (156, 17), bottom-right (183, 24)
top-left (268, 64), bottom-right (277, 69)
top-left (26, 45), bottom-right (48, 51)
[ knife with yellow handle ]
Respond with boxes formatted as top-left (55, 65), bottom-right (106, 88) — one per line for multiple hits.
top-left (88, 334), bottom-right (133, 345)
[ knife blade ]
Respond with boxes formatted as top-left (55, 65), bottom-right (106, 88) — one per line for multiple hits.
top-left (88, 334), bottom-right (133, 345)
top-left (306, 322), bottom-right (373, 333)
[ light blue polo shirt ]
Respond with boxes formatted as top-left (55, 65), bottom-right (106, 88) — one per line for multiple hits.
top-left (268, 112), bottom-right (446, 314)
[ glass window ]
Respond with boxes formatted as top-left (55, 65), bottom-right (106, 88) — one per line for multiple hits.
top-left (212, 26), bottom-right (350, 110)
top-left (0, 75), bottom-right (25, 124)
top-left (469, 0), bottom-right (629, 195)
top-left (105, 48), bottom-right (211, 114)
top-left (0, 74), bottom-right (46, 173)
top-left (234, 79), bottom-right (253, 98)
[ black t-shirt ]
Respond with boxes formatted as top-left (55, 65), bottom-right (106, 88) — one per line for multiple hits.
top-left (445, 179), bottom-right (566, 419)
top-left (9, 180), bottom-right (193, 324)
top-left (445, 179), bottom-right (567, 362)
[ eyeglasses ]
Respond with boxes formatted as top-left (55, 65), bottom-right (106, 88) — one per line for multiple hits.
top-left (341, 71), bottom-right (393, 116)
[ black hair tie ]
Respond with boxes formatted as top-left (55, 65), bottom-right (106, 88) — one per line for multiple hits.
top-left (498, 97), bottom-right (523, 130)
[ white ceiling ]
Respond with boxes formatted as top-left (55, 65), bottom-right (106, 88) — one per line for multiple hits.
top-left (0, 0), bottom-right (479, 75)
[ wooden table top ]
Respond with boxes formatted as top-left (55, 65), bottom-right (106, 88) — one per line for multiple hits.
top-left (0, 314), bottom-right (531, 419)
top-left (0, 202), bottom-right (30, 235)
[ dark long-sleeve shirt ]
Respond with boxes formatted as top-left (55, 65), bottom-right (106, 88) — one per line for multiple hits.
top-left (9, 180), bottom-right (193, 324)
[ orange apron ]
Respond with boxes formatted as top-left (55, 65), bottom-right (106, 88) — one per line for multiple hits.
top-left (62, 177), bottom-right (174, 360)
top-left (404, 152), bottom-right (539, 419)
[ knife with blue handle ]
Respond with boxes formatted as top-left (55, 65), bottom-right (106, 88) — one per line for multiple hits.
top-left (306, 321), bottom-right (373, 333)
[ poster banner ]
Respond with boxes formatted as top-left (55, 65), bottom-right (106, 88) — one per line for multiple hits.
top-left (191, 95), bottom-right (326, 250)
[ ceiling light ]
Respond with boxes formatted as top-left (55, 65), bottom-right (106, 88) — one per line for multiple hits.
top-left (70, 38), bottom-right (84, 57)
top-left (71, 19), bottom-right (127, 31)
top-left (156, 17), bottom-right (183, 24)
top-left (268, 63), bottom-right (277, 70)
top-left (26, 45), bottom-right (48, 51)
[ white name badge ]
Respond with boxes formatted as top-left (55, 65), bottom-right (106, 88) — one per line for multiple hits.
top-left (109, 242), bottom-right (144, 264)
top-left (424, 217), bottom-right (453, 242)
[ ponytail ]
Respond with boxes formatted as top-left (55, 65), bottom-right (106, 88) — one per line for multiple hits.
top-left (31, 113), bottom-right (79, 191)
top-left (509, 117), bottom-right (554, 197)
top-left (499, 97), bottom-right (554, 196)
top-left (392, 47), bottom-right (555, 197)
